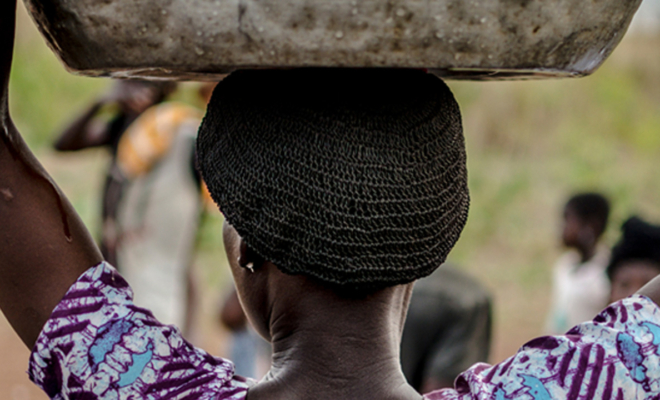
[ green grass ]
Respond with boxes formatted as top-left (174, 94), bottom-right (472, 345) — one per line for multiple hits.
top-left (445, 37), bottom-right (660, 358)
top-left (8, 2), bottom-right (660, 363)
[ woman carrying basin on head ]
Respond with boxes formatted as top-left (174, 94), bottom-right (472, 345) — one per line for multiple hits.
top-left (3, 1), bottom-right (660, 398)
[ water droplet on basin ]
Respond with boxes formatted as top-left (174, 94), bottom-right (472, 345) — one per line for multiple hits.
top-left (335, 31), bottom-right (344, 39)
top-left (480, 17), bottom-right (487, 23)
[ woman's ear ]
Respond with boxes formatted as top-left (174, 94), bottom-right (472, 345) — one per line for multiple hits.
top-left (237, 239), bottom-right (264, 273)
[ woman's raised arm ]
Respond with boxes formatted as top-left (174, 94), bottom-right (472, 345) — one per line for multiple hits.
top-left (0, 0), bottom-right (103, 348)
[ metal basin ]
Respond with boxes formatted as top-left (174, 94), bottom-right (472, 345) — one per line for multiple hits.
top-left (23, 0), bottom-right (642, 80)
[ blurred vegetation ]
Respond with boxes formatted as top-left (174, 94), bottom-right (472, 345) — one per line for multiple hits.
top-left (7, 3), bottom-right (660, 364)
top-left (447, 36), bottom-right (660, 358)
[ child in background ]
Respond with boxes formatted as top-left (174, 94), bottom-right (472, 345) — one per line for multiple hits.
top-left (607, 216), bottom-right (660, 303)
top-left (545, 192), bottom-right (611, 333)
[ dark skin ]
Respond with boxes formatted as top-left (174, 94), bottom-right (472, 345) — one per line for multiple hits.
top-left (220, 288), bottom-right (249, 332)
top-left (562, 207), bottom-right (600, 263)
top-left (223, 222), bottom-right (421, 400)
top-left (54, 80), bottom-right (163, 152)
top-left (5, 2), bottom-right (660, 398)
top-left (0, 0), bottom-right (103, 348)
top-left (611, 260), bottom-right (660, 303)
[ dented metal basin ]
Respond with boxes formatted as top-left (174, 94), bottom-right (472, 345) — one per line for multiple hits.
top-left (23, 0), bottom-right (642, 80)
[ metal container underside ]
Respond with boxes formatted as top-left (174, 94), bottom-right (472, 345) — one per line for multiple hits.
top-left (24, 0), bottom-right (642, 81)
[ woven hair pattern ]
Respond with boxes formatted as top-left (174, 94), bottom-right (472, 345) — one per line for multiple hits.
top-left (198, 69), bottom-right (469, 290)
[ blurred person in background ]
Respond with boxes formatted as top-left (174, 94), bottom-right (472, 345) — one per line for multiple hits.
top-left (607, 216), bottom-right (660, 303)
top-left (53, 80), bottom-right (176, 266)
top-left (54, 81), bottom-right (216, 335)
top-left (545, 192), bottom-right (611, 334)
top-left (108, 84), bottom-right (215, 334)
top-left (400, 264), bottom-right (492, 392)
top-left (219, 288), bottom-right (270, 379)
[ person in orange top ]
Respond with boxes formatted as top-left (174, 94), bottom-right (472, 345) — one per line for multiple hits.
top-left (109, 83), bottom-right (218, 333)
top-left (53, 80), bottom-right (176, 266)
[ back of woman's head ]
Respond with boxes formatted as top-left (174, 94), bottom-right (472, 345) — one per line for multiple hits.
top-left (197, 69), bottom-right (469, 292)
top-left (607, 216), bottom-right (660, 280)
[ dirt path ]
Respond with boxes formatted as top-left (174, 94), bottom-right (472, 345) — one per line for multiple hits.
top-left (0, 315), bottom-right (47, 400)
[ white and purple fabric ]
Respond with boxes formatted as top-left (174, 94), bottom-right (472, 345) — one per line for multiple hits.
top-left (425, 295), bottom-right (660, 399)
top-left (29, 262), bottom-right (660, 399)
top-left (29, 262), bottom-right (249, 400)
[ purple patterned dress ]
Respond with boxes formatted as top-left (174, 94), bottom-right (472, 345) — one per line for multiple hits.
top-left (29, 262), bottom-right (660, 399)
top-left (29, 262), bottom-right (250, 400)
top-left (424, 295), bottom-right (660, 399)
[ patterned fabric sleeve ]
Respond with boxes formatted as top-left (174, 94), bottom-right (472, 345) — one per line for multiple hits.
top-left (424, 295), bottom-right (660, 399)
top-left (29, 262), bottom-right (250, 400)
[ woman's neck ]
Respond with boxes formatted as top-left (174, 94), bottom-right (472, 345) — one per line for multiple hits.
top-left (247, 284), bottom-right (421, 400)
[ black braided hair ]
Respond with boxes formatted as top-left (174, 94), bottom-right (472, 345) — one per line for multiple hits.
top-left (607, 216), bottom-right (660, 280)
top-left (198, 69), bottom-right (469, 291)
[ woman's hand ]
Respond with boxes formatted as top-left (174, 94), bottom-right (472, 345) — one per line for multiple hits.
top-left (0, 0), bottom-right (103, 348)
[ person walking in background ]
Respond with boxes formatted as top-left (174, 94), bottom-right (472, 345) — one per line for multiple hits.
top-left (110, 91), bottom-right (207, 333)
top-left (545, 192), bottom-right (611, 333)
top-left (53, 80), bottom-right (176, 266)
top-left (400, 264), bottom-right (492, 393)
top-left (54, 81), bottom-right (215, 334)
top-left (607, 216), bottom-right (660, 303)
